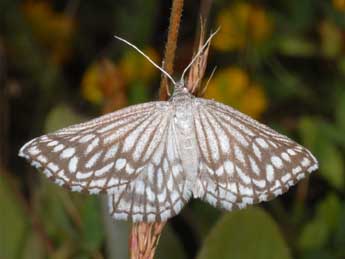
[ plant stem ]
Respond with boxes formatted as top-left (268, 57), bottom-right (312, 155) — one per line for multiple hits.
top-left (199, 0), bottom-right (213, 28)
top-left (159, 0), bottom-right (185, 101)
top-left (129, 1), bottom-right (184, 258)
top-left (130, 222), bottom-right (166, 259)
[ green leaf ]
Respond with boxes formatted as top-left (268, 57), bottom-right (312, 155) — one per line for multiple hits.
top-left (338, 57), bottom-right (345, 76)
top-left (115, 0), bottom-right (157, 43)
top-left (317, 194), bottom-right (341, 230)
top-left (298, 117), bottom-right (319, 150)
top-left (22, 232), bottom-right (46, 259)
top-left (283, 0), bottom-right (315, 31)
top-left (301, 249), bottom-right (336, 259)
top-left (300, 117), bottom-right (345, 148)
top-left (264, 63), bottom-right (304, 100)
top-left (197, 207), bottom-right (291, 259)
top-left (156, 224), bottom-right (187, 259)
top-left (189, 201), bottom-right (222, 237)
top-left (299, 218), bottom-right (329, 250)
top-left (45, 103), bottom-right (87, 133)
top-left (336, 90), bottom-right (345, 131)
top-left (0, 174), bottom-right (29, 259)
top-left (334, 204), bottom-right (345, 258)
top-left (319, 120), bottom-right (345, 148)
top-left (299, 194), bottom-right (341, 250)
top-left (277, 36), bottom-right (316, 57)
top-left (319, 142), bottom-right (344, 190)
top-left (34, 180), bottom-right (76, 241)
top-left (299, 117), bottom-right (344, 190)
top-left (128, 81), bottom-right (150, 105)
top-left (320, 20), bottom-right (343, 58)
top-left (80, 196), bottom-right (104, 253)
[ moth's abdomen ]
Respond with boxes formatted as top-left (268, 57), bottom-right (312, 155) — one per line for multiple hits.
top-left (173, 101), bottom-right (200, 195)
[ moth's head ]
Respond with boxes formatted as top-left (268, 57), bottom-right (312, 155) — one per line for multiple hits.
top-left (175, 79), bottom-right (186, 90)
top-left (171, 80), bottom-right (190, 99)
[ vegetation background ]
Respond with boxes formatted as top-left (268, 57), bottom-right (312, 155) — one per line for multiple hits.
top-left (1, 0), bottom-right (345, 258)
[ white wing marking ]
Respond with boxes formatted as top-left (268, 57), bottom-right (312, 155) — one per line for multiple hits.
top-left (193, 98), bottom-right (318, 211)
top-left (19, 101), bottom-right (191, 222)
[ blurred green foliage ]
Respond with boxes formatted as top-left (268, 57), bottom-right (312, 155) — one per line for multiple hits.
top-left (197, 207), bottom-right (291, 259)
top-left (1, 0), bottom-right (345, 258)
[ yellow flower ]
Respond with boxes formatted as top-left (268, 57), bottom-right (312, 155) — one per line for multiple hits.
top-left (214, 3), bottom-right (273, 51)
top-left (225, 67), bottom-right (249, 97)
top-left (81, 59), bottom-right (125, 107)
top-left (205, 67), bottom-right (268, 119)
top-left (319, 20), bottom-right (342, 58)
top-left (241, 83), bottom-right (267, 118)
top-left (249, 7), bottom-right (273, 44)
top-left (82, 62), bottom-right (103, 104)
top-left (119, 48), bottom-right (159, 83)
top-left (214, 9), bottom-right (244, 51)
top-left (206, 67), bottom-right (248, 103)
top-left (332, 0), bottom-right (345, 11)
top-left (22, 1), bottom-right (75, 64)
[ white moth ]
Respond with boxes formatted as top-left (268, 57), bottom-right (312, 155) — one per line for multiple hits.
top-left (19, 32), bottom-right (318, 222)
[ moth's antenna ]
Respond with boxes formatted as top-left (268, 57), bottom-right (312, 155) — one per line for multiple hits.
top-left (180, 28), bottom-right (220, 82)
top-left (114, 36), bottom-right (176, 85)
top-left (200, 66), bottom-right (217, 96)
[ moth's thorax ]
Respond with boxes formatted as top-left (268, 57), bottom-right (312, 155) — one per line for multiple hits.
top-left (172, 90), bottom-right (193, 131)
top-left (171, 86), bottom-right (199, 191)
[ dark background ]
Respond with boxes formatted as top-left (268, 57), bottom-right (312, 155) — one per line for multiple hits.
top-left (1, 0), bottom-right (345, 258)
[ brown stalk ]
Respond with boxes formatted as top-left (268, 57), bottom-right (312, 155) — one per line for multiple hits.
top-left (129, 1), bottom-right (184, 258)
top-left (199, 0), bottom-right (213, 23)
top-left (129, 1), bottom-right (217, 258)
top-left (187, 0), bottom-right (214, 96)
top-left (129, 222), bottom-right (166, 259)
top-left (159, 0), bottom-right (185, 101)
top-left (187, 19), bottom-right (211, 95)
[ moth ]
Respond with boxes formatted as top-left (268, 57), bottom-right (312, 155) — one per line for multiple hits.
top-left (19, 33), bottom-right (318, 222)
